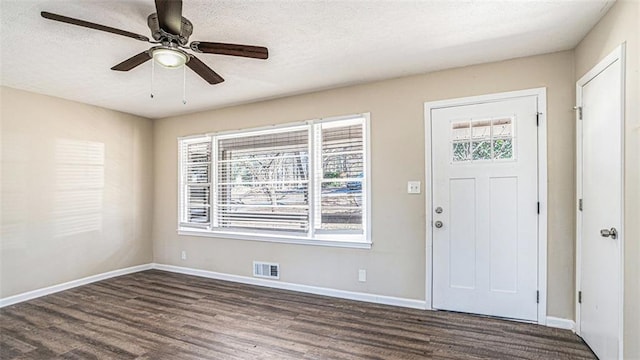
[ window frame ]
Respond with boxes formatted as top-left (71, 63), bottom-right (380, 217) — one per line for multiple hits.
top-left (177, 113), bottom-right (372, 249)
top-left (177, 135), bottom-right (212, 229)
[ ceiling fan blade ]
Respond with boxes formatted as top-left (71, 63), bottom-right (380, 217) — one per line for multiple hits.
top-left (155, 0), bottom-right (183, 35)
top-left (186, 56), bottom-right (224, 85)
top-left (111, 51), bottom-right (152, 71)
top-left (190, 42), bottom-right (269, 60)
top-left (41, 11), bottom-right (149, 42)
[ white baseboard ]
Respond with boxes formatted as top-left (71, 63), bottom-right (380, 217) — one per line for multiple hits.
top-left (546, 316), bottom-right (576, 331)
top-left (0, 263), bottom-right (153, 308)
top-left (152, 263), bottom-right (428, 310)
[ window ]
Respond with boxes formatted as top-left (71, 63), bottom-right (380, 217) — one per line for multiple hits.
top-left (216, 126), bottom-right (310, 233)
top-left (451, 117), bottom-right (515, 163)
top-left (178, 114), bottom-right (370, 247)
top-left (179, 138), bottom-right (212, 227)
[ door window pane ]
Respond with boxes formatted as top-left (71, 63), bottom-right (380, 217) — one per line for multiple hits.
top-left (452, 142), bottom-right (470, 162)
top-left (472, 141), bottom-right (492, 160)
top-left (451, 117), bottom-right (515, 163)
top-left (452, 122), bottom-right (471, 162)
top-left (492, 119), bottom-right (514, 159)
top-left (493, 138), bottom-right (513, 159)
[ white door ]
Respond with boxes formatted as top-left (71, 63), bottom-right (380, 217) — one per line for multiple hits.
top-left (431, 95), bottom-right (539, 321)
top-left (577, 45), bottom-right (624, 360)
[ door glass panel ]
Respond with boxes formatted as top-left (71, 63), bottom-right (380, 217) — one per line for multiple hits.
top-left (452, 122), bottom-right (470, 162)
top-left (471, 120), bottom-right (491, 160)
top-left (451, 117), bottom-right (515, 163)
top-left (452, 142), bottom-right (470, 162)
top-left (492, 119), bottom-right (512, 137)
top-left (493, 139), bottom-right (513, 159)
top-left (472, 141), bottom-right (491, 160)
top-left (452, 122), bottom-right (471, 141)
top-left (492, 119), bottom-right (514, 160)
top-left (472, 120), bottom-right (491, 139)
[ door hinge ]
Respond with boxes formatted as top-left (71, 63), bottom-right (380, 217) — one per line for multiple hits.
top-left (574, 106), bottom-right (583, 120)
top-left (578, 291), bottom-right (582, 304)
top-left (536, 112), bottom-right (540, 126)
top-left (537, 202), bottom-right (540, 214)
top-left (536, 290), bottom-right (539, 303)
top-left (579, 198), bottom-right (583, 211)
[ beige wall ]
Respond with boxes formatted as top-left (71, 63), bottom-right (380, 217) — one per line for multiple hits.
top-left (153, 51), bottom-right (576, 319)
top-left (0, 87), bottom-right (154, 298)
top-left (575, 1), bottom-right (640, 358)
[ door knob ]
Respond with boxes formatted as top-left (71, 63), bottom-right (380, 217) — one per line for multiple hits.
top-left (600, 227), bottom-right (618, 239)
top-left (434, 220), bottom-right (443, 228)
top-left (435, 206), bottom-right (443, 214)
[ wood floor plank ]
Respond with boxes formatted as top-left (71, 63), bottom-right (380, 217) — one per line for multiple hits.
top-left (0, 270), bottom-right (596, 359)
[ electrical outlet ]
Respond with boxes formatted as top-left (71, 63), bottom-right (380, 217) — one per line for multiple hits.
top-left (407, 181), bottom-right (421, 194)
top-left (181, 250), bottom-right (187, 260)
top-left (358, 269), bottom-right (367, 282)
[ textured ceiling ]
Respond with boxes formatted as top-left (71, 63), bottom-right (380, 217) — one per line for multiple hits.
top-left (0, 0), bottom-right (613, 119)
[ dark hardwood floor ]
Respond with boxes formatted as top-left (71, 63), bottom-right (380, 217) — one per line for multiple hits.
top-left (0, 270), bottom-right (595, 359)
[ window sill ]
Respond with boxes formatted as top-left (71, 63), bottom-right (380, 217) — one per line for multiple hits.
top-left (177, 228), bottom-right (372, 249)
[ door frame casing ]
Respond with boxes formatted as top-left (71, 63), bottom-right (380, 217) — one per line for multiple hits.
top-left (575, 43), bottom-right (625, 358)
top-left (424, 88), bottom-right (548, 325)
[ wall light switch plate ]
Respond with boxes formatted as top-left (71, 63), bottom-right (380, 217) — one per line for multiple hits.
top-left (407, 181), bottom-right (421, 194)
top-left (181, 250), bottom-right (187, 260)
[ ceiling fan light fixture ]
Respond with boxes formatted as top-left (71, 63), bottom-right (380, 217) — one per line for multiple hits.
top-left (152, 48), bottom-right (187, 69)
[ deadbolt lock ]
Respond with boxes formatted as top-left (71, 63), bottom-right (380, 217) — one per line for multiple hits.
top-left (434, 221), bottom-right (443, 228)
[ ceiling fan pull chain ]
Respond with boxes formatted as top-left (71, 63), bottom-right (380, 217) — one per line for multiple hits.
top-left (182, 65), bottom-right (187, 105)
top-left (150, 58), bottom-right (155, 99)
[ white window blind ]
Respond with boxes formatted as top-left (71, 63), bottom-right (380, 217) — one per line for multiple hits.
top-left (178, 114), bottom-right (370, 245)
top-left (215, 127), bottom-right (310, 233)
top-left (179, 137), bottom-right (211, 228)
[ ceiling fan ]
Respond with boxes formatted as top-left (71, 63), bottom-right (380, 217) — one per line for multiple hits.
top-left (41, 0), bottom-right (269, 85)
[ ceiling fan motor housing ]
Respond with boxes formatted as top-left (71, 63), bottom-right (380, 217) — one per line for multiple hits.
top-left (147, 13), bottom-right (193, 45)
